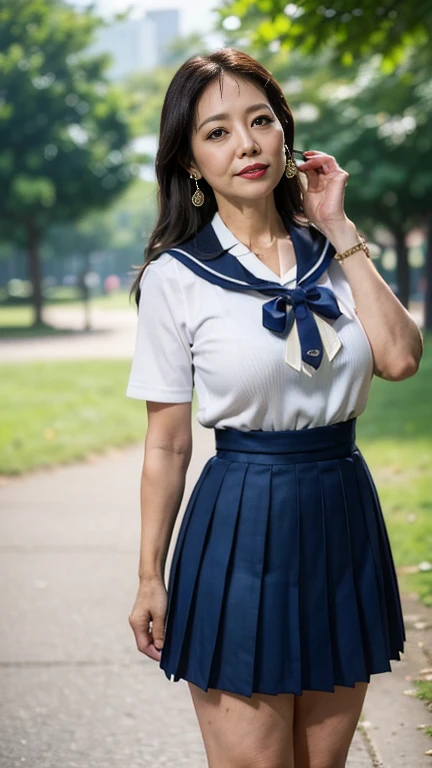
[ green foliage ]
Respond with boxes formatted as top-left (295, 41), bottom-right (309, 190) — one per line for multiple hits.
top-left (216, 3), bottom-right (432, 233)
top-left (413, 680), bottom-right (432, 712)
top-left (124, 33), bottom-right (211, 137)
top-left (217, 0), bottom-right (431, 70)
top-left (356, 337), bottom-right (432, 606)
top-left (44, 178), bottom-right (157, 267)
top-left (237, 45), bottom-right (432, 241)
top-left (1, 339), bottom-right (431, 609)
top-left (162, 32), bottom-right (211, 68)
top-left (125, 66), bottom-right (177, 136)
top-left (0, 0), bottom-right (138, 239)
top-left (288, 48), bottom-right (432, 234)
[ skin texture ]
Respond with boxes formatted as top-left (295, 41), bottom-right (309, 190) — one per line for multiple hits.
top-left (129, 72), bottom-right (423, 767)
top-left (187, 74), bottom-right (423, 381)
top-left (189, 75), bottom-right (296, 277)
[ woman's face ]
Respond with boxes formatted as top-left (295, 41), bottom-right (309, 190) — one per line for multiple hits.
top-left (188, 74), bottom-right (286, 205)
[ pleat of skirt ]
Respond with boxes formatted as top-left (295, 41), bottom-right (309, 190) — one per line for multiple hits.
top-left (159, 418), bottom-right (405, 698)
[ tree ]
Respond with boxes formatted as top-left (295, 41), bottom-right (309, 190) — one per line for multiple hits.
top-left (44, 177), bottom-right (158, 284)
top-left (124, 34), bottom-right (211, 138)
top-left (0, 0), bottom-right (139, 325)
top-left (217, 0), bottom-right (431, 69)
top-left (217, 0), bottom-right (432, 327)
top-left (283, 49), bottom-right (432, 308)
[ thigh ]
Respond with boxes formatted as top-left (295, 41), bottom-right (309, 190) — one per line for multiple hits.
top-left (293, 683), bottom-right (368, 768)
top-left (188, 682), bottom-right (295, 768)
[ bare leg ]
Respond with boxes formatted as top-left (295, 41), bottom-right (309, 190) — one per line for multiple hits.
top-left (293, 682), bottom-right (368, 768)
top-left (188, 681), bottom-right (296, 768)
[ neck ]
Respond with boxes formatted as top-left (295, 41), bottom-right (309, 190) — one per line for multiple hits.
top-left (215, 194), bottom-right (288, 247)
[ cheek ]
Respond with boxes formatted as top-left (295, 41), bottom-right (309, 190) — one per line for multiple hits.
top-left (269, 130), bottom-right (286, 173)
top-left (268, 127), bottom-right (285, 155)
top-left (197, 144), bottom-right (231, 179)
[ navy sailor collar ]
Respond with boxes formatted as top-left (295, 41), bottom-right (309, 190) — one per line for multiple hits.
top-left (163, 211), bottom-right (340, 372)
top-left (167, 210), bottom-right (335, 290)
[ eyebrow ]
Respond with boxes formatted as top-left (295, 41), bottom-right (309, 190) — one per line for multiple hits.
top-left (197, 102), bottom-right (273, 132)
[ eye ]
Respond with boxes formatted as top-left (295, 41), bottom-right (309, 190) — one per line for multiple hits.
top-left (206, 114), bottom-right (274, 140)
top-left (253, 114), bottom-right (274, 126)
top-left (207, 127), bottom-right (227, 140)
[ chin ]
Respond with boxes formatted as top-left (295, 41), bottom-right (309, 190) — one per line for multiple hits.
top-left (234, 181), bottom-right (276, 196)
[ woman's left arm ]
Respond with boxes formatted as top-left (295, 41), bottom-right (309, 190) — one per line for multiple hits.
top-left (298, 150), bottom-right (424, 381)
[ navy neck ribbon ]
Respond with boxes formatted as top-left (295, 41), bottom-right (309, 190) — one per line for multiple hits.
top-left (165, 214), bottom-right (342, 372)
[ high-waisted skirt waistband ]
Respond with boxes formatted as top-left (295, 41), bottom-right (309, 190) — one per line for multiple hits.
top-left (160, 413), bottom-right (405, 697)
top-left (214, 418), bottom-right (357, 464)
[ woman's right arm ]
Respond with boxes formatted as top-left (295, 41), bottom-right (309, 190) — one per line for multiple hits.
top-left (129, 400), bottom-right (192, 661)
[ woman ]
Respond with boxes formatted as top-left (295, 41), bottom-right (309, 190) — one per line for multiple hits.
top-left (127, 48), bottom-right (423, 768)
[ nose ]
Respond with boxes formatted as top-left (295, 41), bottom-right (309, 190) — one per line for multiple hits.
top-left (235, 129), bottom-right (260, 158)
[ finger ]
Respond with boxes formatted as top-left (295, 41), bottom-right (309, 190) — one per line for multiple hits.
top-left (302, 150), bottom-right (335, 160)
top-left (151, 616), bottom-right (166, 652)
top-left (129, 611), bottom-right (155, 651)
top-left (131, 622), bottom-right (153, 652)
top-left (298, 156), bottom-right (338, 173)
top-left (130, 624), bottom-right (162, 660)
top-left (297, 168), bottom-right (320, 189)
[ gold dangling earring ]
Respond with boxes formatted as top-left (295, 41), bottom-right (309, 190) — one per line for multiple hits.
top-left (190, 172), bottom-right (205, 206)
top-left (284, 144), bottom-right (298, 179)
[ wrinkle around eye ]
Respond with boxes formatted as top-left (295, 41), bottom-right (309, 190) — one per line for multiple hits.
top-left (206, 115), bottom-right (274, 141)
top-left (206, 128), bottom-right (227, 140)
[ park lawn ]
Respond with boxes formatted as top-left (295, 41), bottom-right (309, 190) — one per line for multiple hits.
top-left (414, 681), bottom-right (432, 736)
top-left (0, 360), bottom-right (147, 474)
top-left (1, 342), bottom-right (431, 608)
top-left (355, 338), bottom-right (432, 607)
top-left (0, 290), bottom-right (135, 333)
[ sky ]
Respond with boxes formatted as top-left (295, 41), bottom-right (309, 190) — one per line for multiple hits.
top-left (71, 0), bottom-right (222, 37)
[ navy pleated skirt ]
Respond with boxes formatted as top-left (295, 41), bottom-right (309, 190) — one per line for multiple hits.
top-left (159, 418), bottom-right (405, 697)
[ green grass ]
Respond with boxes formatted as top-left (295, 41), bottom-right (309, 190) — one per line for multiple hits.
top-left (2, 341), bottom-right (431, 718)
top-left (413, 680), bottom-right (432, 730)
top-left (355, 337), bottom-right (432, 606)
top-left (1, 338), bottom-right (431, 607)
top-left (0, 291), bottom-right (136, 334)
top-left (0, 322), bottom-right (81, 338)
top-left (0, 360), bottom-right (147, 474)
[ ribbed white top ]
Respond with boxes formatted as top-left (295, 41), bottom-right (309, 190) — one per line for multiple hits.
top-left (126, 212), bottom-right (374, 430)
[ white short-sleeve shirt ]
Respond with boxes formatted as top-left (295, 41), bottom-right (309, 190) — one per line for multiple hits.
top-left (126, 211), bottom-right (374, 431)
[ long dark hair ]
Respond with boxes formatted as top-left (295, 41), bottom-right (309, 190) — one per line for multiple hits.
top-left (129, 48), bottom-right (304, 305)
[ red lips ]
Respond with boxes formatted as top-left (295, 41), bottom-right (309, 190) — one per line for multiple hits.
top-left (237, 163), bottom-right (269, 175)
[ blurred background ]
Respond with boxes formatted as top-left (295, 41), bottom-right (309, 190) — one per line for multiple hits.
top-left (1, 2), bottom-right (432, 763)
top-left (1, 0), bottom-right (431, 563)
top-left (1, 2), bottom-right (431, 569)
top-left (0, 0), bottom-right (431, 674)
top-left (1, 0), bottom-right (431, 332)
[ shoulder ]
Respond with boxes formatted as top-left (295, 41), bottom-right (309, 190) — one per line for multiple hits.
top-left (139, 251), bottom-right (188, 294)
top-left (137, 250), bottom-right (201, 311)
top-left (140, 252), bottom-right (177, 281)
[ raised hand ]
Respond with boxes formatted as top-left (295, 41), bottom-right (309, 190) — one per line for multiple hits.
top-left (297, 150), bottom-right (350, 232)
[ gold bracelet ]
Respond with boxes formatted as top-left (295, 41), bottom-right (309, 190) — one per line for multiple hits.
top-left (334, 235), bottom-right (370, 263)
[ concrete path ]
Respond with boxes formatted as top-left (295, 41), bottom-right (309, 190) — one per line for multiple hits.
top-left (0, 301), bottom-right (424, 362)
top-left (0, 307), bottom-right (137, 362)
top-left (1, 424), bottom-right (431, 767)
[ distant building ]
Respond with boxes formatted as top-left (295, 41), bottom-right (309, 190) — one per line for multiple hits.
top-left (146, 9), bottom-right (180, 64)
top-left (90, 9), bottom-right (180, 79)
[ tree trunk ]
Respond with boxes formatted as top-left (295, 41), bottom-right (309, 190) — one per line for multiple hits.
top-left (26, 219), bottom-right (43, 326)
top-left (394, 230), bottom-right (410, 308)
top-left (424, 219), bottom-right (432, 331)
